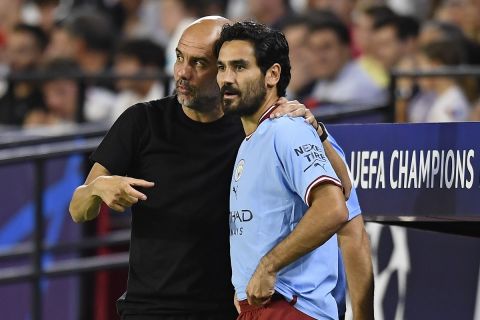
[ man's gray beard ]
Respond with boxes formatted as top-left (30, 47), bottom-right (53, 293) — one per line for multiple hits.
top-left (178, 93), bottom-right (221, 113)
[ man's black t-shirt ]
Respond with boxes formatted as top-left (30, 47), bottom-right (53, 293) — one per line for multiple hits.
top-left (91, 95), bottom-right (244, 316)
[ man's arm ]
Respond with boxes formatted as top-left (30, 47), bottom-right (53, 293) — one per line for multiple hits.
top-left (246, 184), bottom-right (348, 306)
top-left (69, 162), bottom-right (154, 223)
top-left (338, 215), bottom-right (374, 320)
top-left (318, 126), bottom-right (352, 200)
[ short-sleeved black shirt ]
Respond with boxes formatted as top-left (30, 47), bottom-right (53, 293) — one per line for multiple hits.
top-left (91, 95), bottom-right (244, 316)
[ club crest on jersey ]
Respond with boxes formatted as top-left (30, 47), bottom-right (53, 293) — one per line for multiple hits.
top-left (234, 159), bottom-right (245, 181)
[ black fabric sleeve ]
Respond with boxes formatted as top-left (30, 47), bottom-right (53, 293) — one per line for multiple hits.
top-left (90, 104), bottom-right (146, 175)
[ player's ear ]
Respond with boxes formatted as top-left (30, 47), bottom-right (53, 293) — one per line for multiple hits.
top-left (265, 63), bottom-right (281, 89)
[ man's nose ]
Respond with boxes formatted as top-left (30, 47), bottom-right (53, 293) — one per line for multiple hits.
top-left (176, 62), bottom-right (192, 80)
top-left (219, 67), bottom-right (235, 85)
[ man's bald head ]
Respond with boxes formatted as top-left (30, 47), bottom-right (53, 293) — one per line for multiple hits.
top-left (174, 16), bottom-right (231, 114)
top-left (181, 16), bottom-right (231, 52)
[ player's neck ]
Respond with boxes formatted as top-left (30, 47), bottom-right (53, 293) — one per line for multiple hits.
top-left (241, 92), bottom-right (279, 136)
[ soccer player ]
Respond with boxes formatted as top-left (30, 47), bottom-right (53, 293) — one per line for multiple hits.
top-left (216, 21), bottom-right (367, 319)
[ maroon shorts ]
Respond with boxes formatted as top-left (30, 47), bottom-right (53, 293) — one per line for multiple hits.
top-left (237, 294), bottom-right (314, 320)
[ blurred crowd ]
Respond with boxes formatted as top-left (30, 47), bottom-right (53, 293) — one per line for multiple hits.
top-left (0, 0), bottom-right (480, 129)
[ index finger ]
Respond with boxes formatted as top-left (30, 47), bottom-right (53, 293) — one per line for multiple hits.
top-left (125, 177), bottom-right (155, 188)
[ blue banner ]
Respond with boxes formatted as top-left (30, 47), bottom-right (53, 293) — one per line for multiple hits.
top-left (328, 122), bottom-right (480, 219)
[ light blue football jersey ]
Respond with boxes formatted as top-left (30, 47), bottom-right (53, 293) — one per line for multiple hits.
top-left (229, 107), bottom-right (344, 320)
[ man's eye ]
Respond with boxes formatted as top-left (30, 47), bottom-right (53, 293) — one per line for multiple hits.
top-left (217, 65), bottom-right (225, 71)
top-left (176, 55), bottom-right (183, 62)
top-left (235, 65), bottom-right (245, 71)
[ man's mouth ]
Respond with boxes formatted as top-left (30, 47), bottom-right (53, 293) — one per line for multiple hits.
top-left (222, 87), bottom-right (240, 99)
top-left (176, 82), bottom-right (192, 95)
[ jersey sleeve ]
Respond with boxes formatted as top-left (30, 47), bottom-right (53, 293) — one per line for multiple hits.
top-left (90, 104), bottom-right (146, 175)
top-left (273, 118), bottom-right (342, 206)
top-left (327, 135), bottom-right (362, 221)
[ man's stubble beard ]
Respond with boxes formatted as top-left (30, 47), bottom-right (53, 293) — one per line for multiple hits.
top-left (177, 85), bottom-right (222, 113)
top-left (222, 77), bottom-right (266, 117)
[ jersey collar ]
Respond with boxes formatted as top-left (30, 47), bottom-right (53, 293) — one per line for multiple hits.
top-left (258, 104), bottom-right (278, 125)
top-left (245, 105), bottom-right (278, 140)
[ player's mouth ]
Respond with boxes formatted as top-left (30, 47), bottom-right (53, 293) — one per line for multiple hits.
top-left (221, 86), bottom-right (240, 99)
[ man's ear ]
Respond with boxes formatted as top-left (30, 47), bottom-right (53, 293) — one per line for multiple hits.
top-left (265, 63), bottom-right (281, 89)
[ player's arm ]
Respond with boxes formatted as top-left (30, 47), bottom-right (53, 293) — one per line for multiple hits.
top-left (271, 97), bottom-right (352, 199)
top-left (338, 215), bottom-right (374, 320)
top-left (318, 127), bottom-right (352, 200)
top-left (246, 183), bottom-right (348, 306)
top-left (69, 162), bottom-right (154, 223)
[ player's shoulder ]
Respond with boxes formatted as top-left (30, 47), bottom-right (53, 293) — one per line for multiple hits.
top-left (268, 116), bottom-right (314, 136)
top-left (265, 117), bottom-right (317, 152)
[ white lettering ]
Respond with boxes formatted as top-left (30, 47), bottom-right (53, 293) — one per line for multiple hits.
top-left (407, 150), bottom-right (417, 188)
top-left (368, 151), bottom-right (378, 189)
top-left (455, 150), bottom-right (465, 188)
top-left (351, 151), bottom-right (360, 188)
top-left (361, 151), bottom-right (369, 189)
top-left (466, 150), bottom-right (475, 189)
top-left (390, 150), bottom-right (399, 189)
top-left (431, 151), bottom-right (440, 188)
top-left (419, 150), bottom-right (430, 188)
top-left (399, 151), bottom-right (409, 188)
top-left (444, 150), bottom-right (455, 188)
top-left (377, 152), bottom-right (386, 189)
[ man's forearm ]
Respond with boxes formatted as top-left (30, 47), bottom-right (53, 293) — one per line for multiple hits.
top-left (69, 183), bottom-right (102, 223)
top-left (262, 184), bottom-right (348, 273)
top-left (338, 215), bottom-right (374, 320)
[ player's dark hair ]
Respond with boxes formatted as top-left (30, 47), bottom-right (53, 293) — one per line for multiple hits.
top-left (215, 21), bottom-right (291, 97)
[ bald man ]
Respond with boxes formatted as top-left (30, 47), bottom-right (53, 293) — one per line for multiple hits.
top-left (70, 17), bottom-right (241, 320)
top-left (69, 16), bottom-right (366, 320)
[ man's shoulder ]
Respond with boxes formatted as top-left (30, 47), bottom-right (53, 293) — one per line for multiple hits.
top-left (263, 117), bottom-right (319, 154)
top-left (267, 116), bottom-right (313, 135)
top-left (141, 95), bottom-right (178, 109)
top-left (124, 95), bottom-right (178, 117)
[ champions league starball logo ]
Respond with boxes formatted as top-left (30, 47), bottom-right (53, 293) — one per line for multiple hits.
top-left (234, 159), bottom-right (245, 181)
